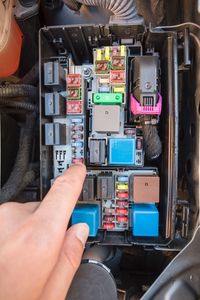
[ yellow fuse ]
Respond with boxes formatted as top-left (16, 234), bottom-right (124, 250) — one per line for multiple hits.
top-left (105, 47), bottom-right (110, 60)
top-left (96, 49), bottom-right (102, 61)
top-left (120, 45), bottom-right (126, 56)
top-left (116, 184), bottom-right (128, 190)
top-left (113, 86), bottom-right (125, 93)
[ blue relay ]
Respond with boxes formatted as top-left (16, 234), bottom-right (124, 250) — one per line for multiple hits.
top-left (72, 204), bottom-right (100, 237)
top-left (132, 204), bottom-right (159, 237)
top-left (108, 138), bottom-right (136, 165)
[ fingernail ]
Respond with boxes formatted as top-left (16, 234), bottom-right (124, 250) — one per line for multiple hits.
top-left (76, 223), bottom-right (89, 246)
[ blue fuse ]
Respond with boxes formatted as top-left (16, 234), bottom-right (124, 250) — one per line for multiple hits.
top-left (117, 176), bottom-right (128, 182)
top-left (132, 204), bottom-right (159, 237)
top-left (72, 204), bottom-right (100, 237)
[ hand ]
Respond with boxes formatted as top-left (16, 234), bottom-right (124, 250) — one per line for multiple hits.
top-left (0, 164), bottom-right (89, 300)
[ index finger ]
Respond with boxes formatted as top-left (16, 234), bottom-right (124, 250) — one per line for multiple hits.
top-left (34, 164), bottom-right (86, 231)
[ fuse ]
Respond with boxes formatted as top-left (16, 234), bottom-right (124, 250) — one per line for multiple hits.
top-left (99, 86), bottom-right (110, 93)
top-left (104, 208), bottom-right (115, 214)
top-left (103, 223), bottom-right (115, 230)
top-left (72, 142), bottom-right (83, 147)
top-left (111, 70), bottom-right (125, 83)
top-left (98, 76), bottom-right (110, 84)
top-left (116, 208), bottom-right (128, 215)
top-left (104, 215), bottom-right (115, 222)
top-left (67, 100), bottom-right (82, 114)
top-left (72, 133), bottom-right (83, 140)
top-left (72, 125), bottom-right (83, 131)
top-left (66, 74), bottom-right (81, 87)
top-left (113, 86), bottom-right (125, 93)
top-left (71, 118), bottom-right (83, 124)
top-left (96, 49), bottom-right (102, 61)
top-left (116, 184), bottom-right (128, 190)
top-left (116, 200), bottom-right (129, 207)
top-left (125, 128), bottom-right (136, 136)
top-left (67, 88), bottom-right (81, 99)
top-left (116, 192), bottom-right (128, 198)
top-left (105, 47), bottom-right (110, 60)
top-left (120, 45), bottom-right (126, 56)
top-left (136, 138), bottom-right (143, 150)
top-left (112, 56), bottom-right (125, 70)
top-left (117, 216), bottom-right (128, 223)
top-left (72, 158), bottom-right (84, 164)
top-left (95, 60), bottom-right (109, 73)
top-left (117, 176), bottom-right (128, 182)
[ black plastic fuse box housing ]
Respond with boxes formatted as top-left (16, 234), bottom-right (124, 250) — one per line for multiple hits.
top-left (39, 23), bottom-right (199, 249)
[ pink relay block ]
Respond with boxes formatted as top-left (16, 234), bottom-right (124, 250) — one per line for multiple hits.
top-left (130, 93), bottom-right (162, 115)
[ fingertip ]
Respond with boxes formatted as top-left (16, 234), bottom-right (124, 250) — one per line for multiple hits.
top-left (74, 223), bottom-right (89, 246)
top-left (66, 223), bottom-right (89, 247)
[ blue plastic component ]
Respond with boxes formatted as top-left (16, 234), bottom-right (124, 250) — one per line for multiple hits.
top-left (132, 204), bottom-right (159, 237)
top-left (117, 176), bottom-right (128, 182)
top-left (72, 204), bottom-right (100, 237)
top-left (109, 138), bottom-right (136, 165)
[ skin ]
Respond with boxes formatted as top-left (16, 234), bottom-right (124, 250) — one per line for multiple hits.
top-left (0, 164), bottom-right (89, 300)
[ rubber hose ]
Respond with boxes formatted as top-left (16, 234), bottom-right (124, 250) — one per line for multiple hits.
top-left (0, 114), bottom-right (36, 203)
top-left (0, 98), bottom-right (37, 112)
top-left (75, 0), bottom-right (144, 24)
top-left (143, 124), bottom-right (162, 160)
top-left (0, 84), bottom-right (37, 98)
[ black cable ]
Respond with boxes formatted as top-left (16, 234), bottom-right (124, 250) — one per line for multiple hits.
top-left (143, 124), bottom-right (162, 160)
top-left (0, 98), bottom-right (37, 112)
top-left (0, 84), bottom-right (37, 99)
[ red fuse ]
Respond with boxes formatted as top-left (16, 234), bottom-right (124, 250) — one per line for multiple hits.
top-left (117, 216), bottom-right (128, 223)
top-left (72, 158), bottom-right (83, 164)
top-left (116, 200), bottom-right (128, 207)
top-left (103, 223), bottom-right (115, 229)
top-left (72, 125), bottom-right (83, 131)
top-left (104, 215), bottom-right (115, 222)
top-left (116, 208), bottom-right (128, 215)
top-left (67, 100), bottom-right (82, 114)
top-left (111, 70), bottom-right (125, 83)
top-left (117, 192), bottom-right (128, 199)
top-left (66, 74), bottom-right (81, 87)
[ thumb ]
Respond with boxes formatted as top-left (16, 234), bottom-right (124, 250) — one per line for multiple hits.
top-left (39, 223), bottom-right (89, 300)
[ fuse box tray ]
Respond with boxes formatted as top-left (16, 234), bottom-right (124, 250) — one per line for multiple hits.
top-left (39, 24), bottom-right (179, 247)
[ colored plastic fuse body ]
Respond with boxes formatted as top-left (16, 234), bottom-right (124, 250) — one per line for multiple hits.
top-left (111, 56), bottom-right (125, 70)
top-left (93, 93), bottom-right (123, 105)
top-left (132, 204), bottom-right (159, 237)
top-left (67, 88), bottom-right (81, 100)
top-left (66, 74), bottom-right (81, 87)
top-left (130, 93), bottom-right (162, 115)
top-left (103, 223), bottom-right (115, 230)
top-left (111, 70), bottom-right (125, 83)
top-left (95, 60), bottom-right (110, 73)
top-left (116, 184), bottom-right (128, 190)
top-left (67, 100), bottom-right (82, 114)
top-left (72, 204), bottom-right (100, 237)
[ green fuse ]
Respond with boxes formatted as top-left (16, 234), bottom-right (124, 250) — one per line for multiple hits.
top-left (93, 93), bottom-right (123, 105)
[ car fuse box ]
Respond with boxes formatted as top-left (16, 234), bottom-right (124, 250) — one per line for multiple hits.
top-left (39, 24), bottom-right (179, 248)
